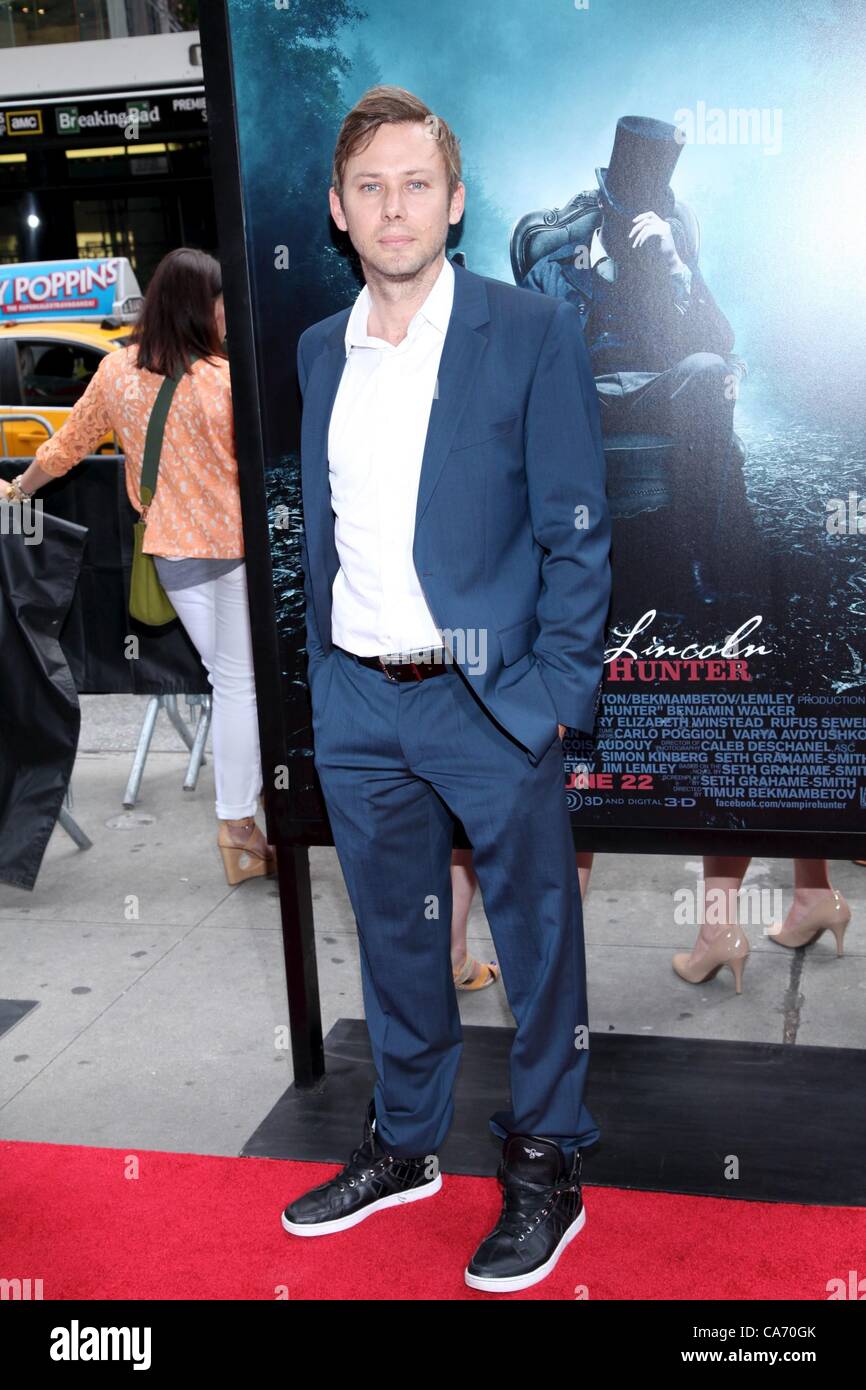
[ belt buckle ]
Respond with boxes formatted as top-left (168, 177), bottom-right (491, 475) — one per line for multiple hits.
top-left (377, 656), bottom-right (400, 683)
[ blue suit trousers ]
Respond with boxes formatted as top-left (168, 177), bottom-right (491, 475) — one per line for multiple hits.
top-left (311, 643), bottom-right (600, 1160)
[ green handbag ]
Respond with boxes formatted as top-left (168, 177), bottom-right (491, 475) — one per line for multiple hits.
top-left (129, 352), bottom-right (200, 625)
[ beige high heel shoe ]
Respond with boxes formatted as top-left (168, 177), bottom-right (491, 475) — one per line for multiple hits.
top-left (768, 888), bottom-right (851, 956)
top-left (672, 926), bottom-right (750, 994)
top-left (217, 815), bottom-right (276, 885)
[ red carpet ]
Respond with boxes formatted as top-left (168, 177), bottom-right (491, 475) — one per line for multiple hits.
top-left (1, 1139), bottom-right (862, 1300)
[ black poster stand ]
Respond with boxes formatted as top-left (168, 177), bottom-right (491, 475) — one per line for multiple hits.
top-left (199, 2), bottom-right (325, 1089)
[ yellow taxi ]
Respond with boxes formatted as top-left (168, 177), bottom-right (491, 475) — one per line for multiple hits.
top-left (0, 257), bottom-right (142, 458)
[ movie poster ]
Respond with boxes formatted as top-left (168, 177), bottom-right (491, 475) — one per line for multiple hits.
top-left (218, 0), bottom-right (865, 849)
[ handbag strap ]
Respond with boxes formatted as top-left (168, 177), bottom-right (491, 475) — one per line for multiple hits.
top-left (138, 351), bottom-right (201, 515)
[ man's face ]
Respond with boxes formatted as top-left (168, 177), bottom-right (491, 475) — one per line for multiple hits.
top-left (330, 120), bottom-right (464, 283)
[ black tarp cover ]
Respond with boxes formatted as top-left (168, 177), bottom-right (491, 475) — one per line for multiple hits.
top-left (0, 506), bottom-right (84, 889)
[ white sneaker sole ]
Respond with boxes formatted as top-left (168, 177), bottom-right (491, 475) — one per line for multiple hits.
top-left (464, 1204), bottom-right (586, 1292)
top-left (282, 1171), bottom-right (442, 1236)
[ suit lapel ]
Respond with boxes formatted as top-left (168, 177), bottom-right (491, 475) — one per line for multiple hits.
top-left (300, 331), bottom-right (346, 648)
top-left (413, 261), bottom-right (490, 524)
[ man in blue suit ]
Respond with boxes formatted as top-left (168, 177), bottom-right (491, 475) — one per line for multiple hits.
top-left (281, 85), bottom-right (611, 1294)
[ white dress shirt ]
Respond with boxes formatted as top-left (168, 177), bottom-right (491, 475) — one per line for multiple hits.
top-left (589, 224), bottom-right (607, 269)
top-left (327, 254), bottom-right (455, 658)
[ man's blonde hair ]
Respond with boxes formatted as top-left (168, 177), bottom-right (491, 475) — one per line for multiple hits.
top-left (331, 84), bottom-right (462, 205)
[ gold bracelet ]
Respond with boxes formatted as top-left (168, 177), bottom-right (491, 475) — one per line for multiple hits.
top-left (8, 474), bottom-right (34, 501)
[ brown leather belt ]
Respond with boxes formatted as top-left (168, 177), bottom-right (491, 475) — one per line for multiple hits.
top-left (337, 645), bottom-right (455, 683)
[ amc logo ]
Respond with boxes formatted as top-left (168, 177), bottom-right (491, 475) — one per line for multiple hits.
top-left (6, 109), bottom-right (43, 135)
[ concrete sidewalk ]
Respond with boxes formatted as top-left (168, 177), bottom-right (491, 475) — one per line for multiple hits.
top-left (0, 694), bottom-right (863, 1157)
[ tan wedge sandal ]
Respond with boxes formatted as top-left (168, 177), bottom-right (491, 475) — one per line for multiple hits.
top-left (453, 954), bottom-right (501, 991)
top-left (217, 816), bottom-right (276, 886)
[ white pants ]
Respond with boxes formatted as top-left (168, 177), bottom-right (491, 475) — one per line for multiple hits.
top-left (166, 562), bottom-right (263, 820)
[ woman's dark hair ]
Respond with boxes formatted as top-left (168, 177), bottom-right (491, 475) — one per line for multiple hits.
top-left (126, 247), bottom-right (224, 378)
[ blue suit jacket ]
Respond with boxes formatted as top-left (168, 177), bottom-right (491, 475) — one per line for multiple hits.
top-left (296, 258), bottom-right (611, 764)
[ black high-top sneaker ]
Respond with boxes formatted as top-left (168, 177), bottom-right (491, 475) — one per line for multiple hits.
top-left (281, 1099), bottom-right (442, 1237)
top-left (464, 1133), bottom-right (585, 1292)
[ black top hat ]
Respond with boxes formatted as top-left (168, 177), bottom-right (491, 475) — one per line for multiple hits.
top-left (596, 116), bottom-right (685, 220)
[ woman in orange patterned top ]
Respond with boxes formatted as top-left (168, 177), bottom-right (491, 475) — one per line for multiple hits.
top-left (0, 247), bottom-right (274, 886)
